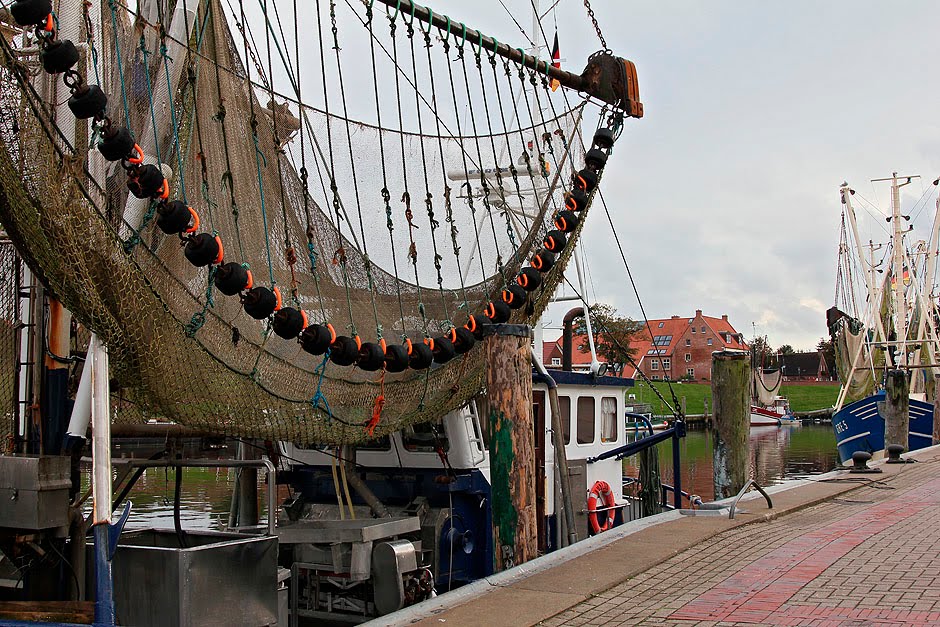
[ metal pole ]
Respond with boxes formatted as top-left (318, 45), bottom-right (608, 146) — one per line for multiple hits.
top-left (90, 337), bottom-right (115, 625)
top-left (532, 349), bottom-right (577, 547)
top-left (671, 431), bottom-right (682, 510)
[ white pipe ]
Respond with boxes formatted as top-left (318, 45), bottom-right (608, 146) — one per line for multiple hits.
top-left (573, 248), bottom-right (600, 374)
top-left (66, 334), bottom-right (96, 439)
top-left (91, 337), bottom-right (112, 525)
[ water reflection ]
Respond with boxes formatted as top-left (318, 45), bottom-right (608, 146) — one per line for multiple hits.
top-left (622, 423), bottom-right (839, 502)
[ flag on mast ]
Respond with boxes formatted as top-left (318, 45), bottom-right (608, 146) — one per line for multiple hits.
top-left (550, 31), bottom-right (561, 92)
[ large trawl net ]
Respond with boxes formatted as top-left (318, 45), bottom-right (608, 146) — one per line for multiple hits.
top-left (0, 0), bottom-right (608, 444)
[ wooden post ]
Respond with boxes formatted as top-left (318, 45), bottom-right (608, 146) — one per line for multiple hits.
top-left (485, 325), bottom-right (536, 571)
top-left (884, 369), bottom-right (909, 452)
top-left (933, 374), bottom-right (940, 445)
top-left (711, 350), bottom-right (749, 499)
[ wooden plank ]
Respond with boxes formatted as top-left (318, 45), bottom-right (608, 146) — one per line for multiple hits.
top-left (0, 600), bottom-right (94, 623)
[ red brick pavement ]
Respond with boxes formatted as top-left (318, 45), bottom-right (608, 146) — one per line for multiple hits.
top-left (541, 461), bottom-right (940, 627)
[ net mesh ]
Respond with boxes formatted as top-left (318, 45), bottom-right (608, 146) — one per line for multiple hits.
top-left (0, 0), bottom-right (600, 444)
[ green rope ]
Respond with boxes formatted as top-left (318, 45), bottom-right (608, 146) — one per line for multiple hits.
top-left (121, 200), bottom-right (158, 253)
top-left (138, 36), bottom-right (162, 160)
top-left (107, 0), bottom-right (130, 124)
top-left (158, 37), bottom-right (188, 202)
top-left (185, 264), bottom-right (218, 337)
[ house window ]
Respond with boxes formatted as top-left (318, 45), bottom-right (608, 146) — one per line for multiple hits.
top-left (691, 327), bottom-right (696, 333)
top-left (701, 326), bottom-right (706, 333)
top-left (707, 338), bottom-right (713, 346)
top-left (685, 353), bottom-right (691, 362)
top-left (577, 397), bottom-right (595, 444)
top-left (650, 359), bottom-right (660, 370)
top-left (662, 358), bottom-right (671, 369)
top-left (551, 357), bottom-right (561, 367)
top-left (658, 322), bottom-right (664, 328)
top-left (651, 375), bottom-right (660, 380)
top-left (687, 368), bottom-right (694, 378)
top-left (600, 396), bottom-right (618, 443)
top-left (559, 395), bottom-right (571, 444)
top-left (685, 338), bottom-right (691, 346)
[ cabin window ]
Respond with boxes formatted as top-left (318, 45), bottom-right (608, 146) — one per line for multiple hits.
top-left (601, 397), bottom-right (618, 443)
top-left (559, 395), bottom-right (571, 444)
top-left (685, 353), bottom-right (691, 362)
top-left (402, 419), bottom-right (449, 452)
top-left (359, 435), bottom-right (392, 451)
top-left (577, 397), bottom-right (595, 444)
top-left (551, 357), bottom-right (561, 367)
top-left (650, 359), bottom-right (659, 370)
top-left (662, 358), bottom-right (671, 369)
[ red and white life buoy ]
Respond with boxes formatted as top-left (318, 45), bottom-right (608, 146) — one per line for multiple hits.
top-left (587, 480), bottom-right (616, 534)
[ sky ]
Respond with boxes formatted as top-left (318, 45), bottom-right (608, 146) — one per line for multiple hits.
top-left (428, 0), bottom-right (940, 351)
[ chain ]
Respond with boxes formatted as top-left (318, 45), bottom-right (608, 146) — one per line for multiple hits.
top-left (582, 0), bottom-right (608, 51)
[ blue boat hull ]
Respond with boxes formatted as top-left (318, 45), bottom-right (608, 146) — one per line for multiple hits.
top-left (832, 392), bottom-right (934, 463)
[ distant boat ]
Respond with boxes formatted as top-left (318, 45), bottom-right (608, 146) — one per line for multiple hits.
top-left (829, 174), bottom-right (940, 463)
top-left (751, 364), bottom-right (798, 427)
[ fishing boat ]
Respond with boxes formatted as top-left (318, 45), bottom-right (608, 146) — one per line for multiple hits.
top-left (751, 364), bottom-right (798, 426)
top-left (0, 0), bottom-right (652, 623)
top-left (829, 174), bottom-right (940, 463)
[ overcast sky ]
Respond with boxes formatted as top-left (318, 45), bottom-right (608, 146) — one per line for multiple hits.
top-left (427, 0), bottom-right (940, 351)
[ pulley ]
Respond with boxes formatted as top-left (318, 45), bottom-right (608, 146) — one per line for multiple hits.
top-left (429, 336), bottom-right (455, 364)
top-left (273, 307), bottom-right (307, 340)
top-left (357, 341), bottom-right (385, 371)
top-left (300, 323), bottom-right (335, 356)
top-left (516, 267), bottom-right (542, 291)
top-left (10, 0), bottom-right (52, 26)
top-left (98, 125), bottom-right (135, 162)
top-left (484, 300), bottom-right (511, 324)
top-left (530, 249), bottom-right (556, 273)
top-left (184, 233), bottom-right (222, 268)
top-left (592, 128), bottom-right (615, 151)
top-left (127, 164), bottom-right (165, 199)
top-left (67, 84), bottom-right (107, 120)
top-left (584, 148), bottom-right (608, 171)
top-left (243, 286), bottom-right (278, 320)
top-left (156, 200), bottom-right (196, 235)
top-left (501, 284), bottom-right (527, 310)
top-left (452, 327), bottom-right (475, 354)
top-left (40, 39), bottom-right (78, 74)
top-left (565, 189), bottom-right (588, 212)
top-left (384, 343), bottom-right (410, 372)
top-left (330, 336), bottom-right (361, 366)
top-left (543, 229), bottom-right (568, 253)
top-left (214, 262), bottom-right (251, 296)
top-left (408, 340), bottom-right (434, 370)
top-left (573, 168), bottom-right (599, 193)
top-left (553, 210), bottom-right (579, 233)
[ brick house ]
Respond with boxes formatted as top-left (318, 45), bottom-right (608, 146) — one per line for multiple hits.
top-left (626, 310), bottom-right (747, 382)
top-left (542, 335), bottom-right (604, 372)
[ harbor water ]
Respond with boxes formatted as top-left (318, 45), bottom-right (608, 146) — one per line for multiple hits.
top-left (115, 423), bottom-right (837, 530)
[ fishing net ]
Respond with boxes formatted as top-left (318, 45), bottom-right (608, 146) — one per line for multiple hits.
top-left (0, 0), bottom-right (612, 444)
top-left (0, 243), bottom-right (20, 452)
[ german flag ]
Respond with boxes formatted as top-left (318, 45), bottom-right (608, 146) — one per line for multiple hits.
top-left (550, 31), bottom-right (561, 92)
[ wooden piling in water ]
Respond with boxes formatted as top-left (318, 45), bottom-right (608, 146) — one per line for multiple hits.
top-left (485, 325), bottom-right (536, 571)
top-left (884, 369), bottom-right (909, 452)
top-left (711, 350), bottom-right (749, 499)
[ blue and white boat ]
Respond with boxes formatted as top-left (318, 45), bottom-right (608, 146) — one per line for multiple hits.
top-left (830, 174), bottom-right (940, 464)
top-left (832, 392), bottom-right (934, 463)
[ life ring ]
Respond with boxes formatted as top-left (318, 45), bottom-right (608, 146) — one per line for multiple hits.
top-left (587, 480), bottom-right (616, 534)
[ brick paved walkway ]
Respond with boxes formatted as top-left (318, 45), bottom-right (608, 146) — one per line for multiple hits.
top-left (540, 461), bottom-right (940, 626)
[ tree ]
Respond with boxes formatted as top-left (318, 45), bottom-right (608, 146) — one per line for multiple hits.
top-left (816, 337), bottom-right (836, 374)
top-left (573, 303), bottom-right (644, 375)
top-left (777, 344), bottom-right (795, 355)
top-left (750, 334), bottom-right (774, 368)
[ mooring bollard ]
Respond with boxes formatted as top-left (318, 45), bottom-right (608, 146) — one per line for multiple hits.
top-left (711, 350), bottom-right (749, 499)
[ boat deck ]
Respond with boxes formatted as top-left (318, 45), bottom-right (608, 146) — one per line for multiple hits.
top-left (375, 446), bottom-right (940, 626)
